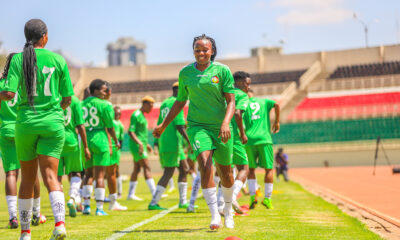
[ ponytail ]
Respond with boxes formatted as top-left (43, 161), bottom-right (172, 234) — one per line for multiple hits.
top-left (1, 53), bottom-right (16, 81)
top-left (23, 40), bottom-right (37, 108)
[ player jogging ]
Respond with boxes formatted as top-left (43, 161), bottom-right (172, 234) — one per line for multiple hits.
top-left (112, 106), bottom-right (125, 198)
top-left (154, 34), bottom-right (236, 230)
top-left (0, 19), bottom-right (74, 240)
top-left (243, 84), bottom-right (280, 210)
top-left (127, 96), bottom-right (156, 200)
top-left (150, 82), bottom-right (191, 210)
top-left (82, 79), bottom-right (122, 216)
top-left (57, 95), bottom-right (91, 217)
top-left (0, 53), bottom-right (47, 229)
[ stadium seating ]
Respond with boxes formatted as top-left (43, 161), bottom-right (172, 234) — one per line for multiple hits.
top-left (287, 92), bottom-right (400, 121)
top-left (272, 117), bottom-right (400, 144)
top-left (329, 61), bottom-right (400, 79)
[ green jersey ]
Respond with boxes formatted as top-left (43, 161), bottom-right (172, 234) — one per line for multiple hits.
top-left (5, 49), bottom-right (74, 131)
top-left (157, 96), bottom-right (186, 153)
top-left (82, 96), bottom-right (114, 132)
top-left (129, 109), bottom-right (148, 146)
top-left (231, 88), bottom-right (249, 137)
top-left (112, 119), bottom-right (124, 148)
top-left (243, 97), bottom-right (276, 146)
top-left (177, 61), bottom-right (235, 130)
top-left (63, 96), bottom-right (84, 148)
top-left (0, 80), bottom-right (19, 137)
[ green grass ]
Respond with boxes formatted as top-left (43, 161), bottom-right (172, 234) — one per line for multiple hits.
top-left (0, 174), bottom-right (381, 240)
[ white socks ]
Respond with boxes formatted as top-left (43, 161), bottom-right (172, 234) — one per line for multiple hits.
top-left (6, 195), bottom-right (17, 220)
top-left (178, 182), bottom-right (188, 205)
top-left (70, 176), bottom-right (81, 202)
top-left (232, 180), bottom-right (244, 202)
top-left (265, 183), bottom-right (273, 199)
top-left (83, 185), bottom-right (93, 206)
top-left (128, 181), bottom-right (138, 197)
top-left (109, 193), bottom-right (117, 206)
top-left (221, 186), bottom-right (233, 213)
top-left (19, 198), bottom-right (33, 231)
top-left (168, 178), bottom-right (175, 189)
top-left (94, 188), bottom-right (105, 210)
top-left (150, 185), bottom-right (166, 205)
top-left (117, 176), bottom-right (123, 195)
top-left (214, 176), bottom-right (220, 186)
top-left (189, 172), bottom-right (201, 207)
top-left (49, 191), bottom-right (65, 224)
top-left (203, 187), bottom-right (219, 220)
top-left (32, 197), bottom-right (40, 218)
top-left (191, 172), bottom-right (197, 180)
top-left (146, 178), bottom-right (156, 195)
top-left (217, 186), bottom-right (224, 209)
top-left (248, 179), bottom-right (257, 196)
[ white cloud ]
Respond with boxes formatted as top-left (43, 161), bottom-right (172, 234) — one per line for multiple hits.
top-left (272, 0), bottom-right (353, 26)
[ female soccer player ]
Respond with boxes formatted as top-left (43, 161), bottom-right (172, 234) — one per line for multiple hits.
top-left (154, 34), bottom-right (236, 229)
top-left (0, 19), bottom-right (74, 240)
top-left (127, 96), bottom-right (155, 200)
top-left (1, 53), bottom-right (47, 229)
top-left (82, 79), bottom-right (122, 215)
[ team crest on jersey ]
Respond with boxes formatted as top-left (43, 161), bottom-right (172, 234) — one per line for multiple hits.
top-left (211, 76), bottom-right (219, 84)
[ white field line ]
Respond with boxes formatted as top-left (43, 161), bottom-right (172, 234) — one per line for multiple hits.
top-left (106, 193), bottom-right (203, 240)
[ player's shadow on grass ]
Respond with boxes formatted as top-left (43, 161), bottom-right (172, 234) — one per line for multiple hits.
top-left (117, 228), bottom-right (205, 233)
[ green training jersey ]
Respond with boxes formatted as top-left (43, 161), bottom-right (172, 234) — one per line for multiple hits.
top-left (63, 96), bottom-right (84, 147)
top-left (0, 80), bottom-right (19, 137)
top-left (157, 96), bottom-right (186, 153)
top-left (82, 96), bottom-right (114, 132)
top-left (177, 61), bottom-right (235, 130)
top-left (5, 48), bottom-right (74, 131)
top-left (112, 119), bottom-right (124, 148)
top-left (129, 109), bottom-right (148, 146)
top-left (231, 88), bottom-right (249, 137)
top-left (243, 97), bottom-right (276, 146)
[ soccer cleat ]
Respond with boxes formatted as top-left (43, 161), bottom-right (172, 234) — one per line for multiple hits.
top-left (95, 208), bottom-right (108, 216)
top-left (19, 232), bottom-right (31, 240)
top-left (76, 202), bottom-right (84, 212)
top-left (109, 201), bottom-right (128, 211)
top-left (8, 217), bottom-right (18, 229)
top-left (262, 198), bottom-right (274, 209)
top-left (50, 225), bottom-right (66, 240)
top-left (186, 205), bottom-right (196, 213)
top-left (232, 200), bottom-right (244, 214)
top-left (209, 215), bottom-right (222, 230)
top-left (104, 197), bottom-right (110, 203)
top-left (249, 195), bottom-right (258, 209)
top-left (127, 195), bottom-right (143, 201)
top-left (67, 201), bottom-right (77, 217)
top-left (148, 204), bottom-right (167, 210)
top-left (32, 214), bottom-right (46, 226)
top-left (83, 205), bottom-right (91, 215)
top-left (224, 207), bottom-right (234, 229)
top-left (178, 203), bottom-right (189, 209)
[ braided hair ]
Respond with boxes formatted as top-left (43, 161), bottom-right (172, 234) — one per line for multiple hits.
top-left (23, 19), bottom-right (47, 108)
top-left (1, 53), bottom-right (17, 81)
top-left (192, 34), bottom-right (217, 61)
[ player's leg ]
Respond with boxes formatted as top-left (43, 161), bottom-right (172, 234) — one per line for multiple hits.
top-left (107, 163), bottom-right (127, 210)
top-left (259, 144), bottom-right (274, 209)
top-left (178, 159), bottom-right (190, 208)
top-left (246, 145), bottom-right (259, 209)
top-left (31, 177), bottom-right (46, 226)
top-left (1, 136), bottom-right (20, 229)
top-left (127, 153), bottom-right (142, 200)
top-left (231, 138), bottom-right (249, 214)
top-left (187, 158), bottom-right (197, 179)
top-left (148, 166), bottom-right (175, 210)
top-left (139, 158), bottom-right (156, 195)
top-left (93, 165), bottom-right (107, 215)
top-left (82, 166), bottom-right (94, 215)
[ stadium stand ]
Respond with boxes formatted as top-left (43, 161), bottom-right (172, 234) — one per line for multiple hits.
top-left (329, 61), bottom-right (400, 79)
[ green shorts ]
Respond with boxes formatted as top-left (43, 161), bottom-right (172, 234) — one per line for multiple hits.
top-left (129, 140), bottom-right (148, 162)
top-left (187, 125), bottom-right (233, 166)
top-left (0, 136), bottom-right (20, 172)
top-left (15, 125), bottom-right (65, 161)
top-left (58, 145), bottom-right (83, 176)
top-left (179, 147), bottom-right (186, 161)
top-left (245, 144), bottom-right (273, 169)
top-left (160, 152), bottom-right (179, 168)
top-left (232, 134), bottom-right (248, 166)
top-left (87, 130), bottom-right (111, 167)
top-left (110, 147), bottom-right (121, 166)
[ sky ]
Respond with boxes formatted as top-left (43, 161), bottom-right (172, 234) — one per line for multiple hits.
top-left (0, 0), bottom-right (399, 67)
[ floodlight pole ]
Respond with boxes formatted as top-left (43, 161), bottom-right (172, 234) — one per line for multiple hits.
top-left (354, 14), bottom-right (369, 48)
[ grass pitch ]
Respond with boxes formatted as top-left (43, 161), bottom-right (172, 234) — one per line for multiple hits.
top-left (0, 174), bottom-right (381, 240)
